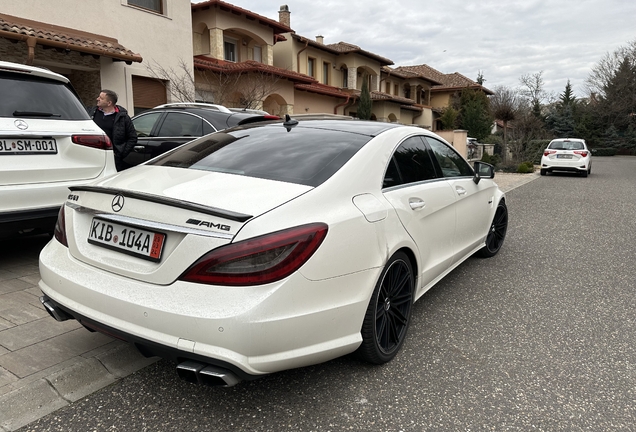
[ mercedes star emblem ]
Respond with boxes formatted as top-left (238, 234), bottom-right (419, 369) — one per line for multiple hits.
top-left (111, 194), bottom-right (125, 212)
top-left (14, 119), bottom-right (28, 130)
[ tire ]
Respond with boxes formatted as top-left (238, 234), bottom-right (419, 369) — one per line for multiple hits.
top-left (581, 170), bottom-right (588, 177)
top-left (358, 252), bottom-right (414, 364)
top-left (540, 169), bottom-right (547, 176)
top-left (477, 200), bottom-right (508, 258)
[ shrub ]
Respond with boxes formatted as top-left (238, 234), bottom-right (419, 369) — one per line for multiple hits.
top-left (517, 161), bottom-right (535, 173)
top-left (525, 139), bottom-right (551, 164)
top-left (591, 148), bottom-right (617, 156)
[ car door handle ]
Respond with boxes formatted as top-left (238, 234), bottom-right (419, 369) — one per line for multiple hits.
top-left (133, 146), bottom-right (145, 151)
top-left (409, 198), bottom-right (426, 210)
top-left (456, 186), bottom-right (467, 196)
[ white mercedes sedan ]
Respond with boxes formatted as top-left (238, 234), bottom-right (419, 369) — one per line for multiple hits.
top-left (39, 118), bottom-right (507, 387)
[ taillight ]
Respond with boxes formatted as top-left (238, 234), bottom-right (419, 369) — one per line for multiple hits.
top-left (574, 151), bottom-right (588, 157)
top-left (180, 223), bottom-right (328, 286)
top-left (72, 134), bottom-right (112, 150)
top-left (54, 205), bottom-right (68, 247)
top-left (544, 150), bottom-right (557, 156)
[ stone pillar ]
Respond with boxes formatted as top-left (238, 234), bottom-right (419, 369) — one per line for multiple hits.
top-left (263, 44), bottom-right (274, 66)
top-left (209, 28), bottom-right (224, 60)
top-left (348, 68), bottom-right (357, 90)
top-left (371, 75), bottom-right (379, 92)
top-left (410, 85), bottom-right (418, 102)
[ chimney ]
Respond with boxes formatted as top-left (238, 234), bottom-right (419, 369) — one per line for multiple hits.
top-left (315, 35), bottom-right (324, 44)
top-left (279, 5), bottom-right (290, 28)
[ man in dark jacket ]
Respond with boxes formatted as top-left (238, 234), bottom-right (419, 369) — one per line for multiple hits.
top-left (89, 89), bottom-right (137, 171)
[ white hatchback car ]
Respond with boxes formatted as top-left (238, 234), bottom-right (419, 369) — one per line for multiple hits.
top-left (0, 61), bottom-right (116, 238)
top-left (39, 118), bottom-right (507, 386)
top-left (540, 138), bottom-right (592, 177)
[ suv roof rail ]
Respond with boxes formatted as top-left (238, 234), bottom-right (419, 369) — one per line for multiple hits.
top-left (153, 102), bottom-right (232, 113)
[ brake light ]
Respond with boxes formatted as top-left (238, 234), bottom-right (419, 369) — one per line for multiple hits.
top-left (263, 115), bottom-right (281, 120)
top-left (72, 134), bottom-right (112, 150)
top-left (573, 151), bottom-right (588, 157)
top-left (180, 223), bottom-right (328, 286)
top-left (544, 150), bottom-right (557, 156)
top-left (54, 205), bottom-right (68, 247)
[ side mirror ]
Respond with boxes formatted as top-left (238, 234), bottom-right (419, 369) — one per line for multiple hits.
top-left (473, 161), bottom-right (495, 184)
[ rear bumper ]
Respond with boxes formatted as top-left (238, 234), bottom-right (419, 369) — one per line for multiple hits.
top-left (38, 238), bottom-right (377, 376)
top-left (541, 158), bottom-right (590, 172)
top-left (0, 206), bottom-right (59, 237)
top-left (0, 166), bottom-right (116, 237)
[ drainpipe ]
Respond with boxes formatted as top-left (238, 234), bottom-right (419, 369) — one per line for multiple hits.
top-left (296, 38), bottom-right (309, 73)
top-left (334, 94), bottom-right (351, 115)
top-left (26, 36), bottom-right (37, 65)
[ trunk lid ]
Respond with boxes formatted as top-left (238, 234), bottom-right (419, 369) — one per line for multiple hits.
top-left (65, 166), bottom-right (312, 284)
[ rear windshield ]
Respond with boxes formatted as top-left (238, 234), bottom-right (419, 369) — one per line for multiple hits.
top-left (549, 140), bottom-right (585, 150)
top-left (148, 124), bottom-right (371, 186)
top-left (0, 72), bottom-right (90, 120)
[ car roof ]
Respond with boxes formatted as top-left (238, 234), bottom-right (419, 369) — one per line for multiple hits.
top-left (261, 118), bottom-right (403, 136)
top-left (550, 138), bottom-right (585, 142)
top-left (0, 60), bottom-right (69, 84)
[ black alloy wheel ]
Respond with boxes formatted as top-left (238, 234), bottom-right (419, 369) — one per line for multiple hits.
top-left (358, 252), bottom-right (414, 364)
top-left (477, 200), bottom-right (508, 258)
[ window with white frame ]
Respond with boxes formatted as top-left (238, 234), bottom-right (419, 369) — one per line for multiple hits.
top-left (224, 38), bottom-right (238, 62)
top-left (128, 0), bottom-right (163, 14)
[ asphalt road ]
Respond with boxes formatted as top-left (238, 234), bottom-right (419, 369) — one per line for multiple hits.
top-left (17, 156), bottom-right (636, 431)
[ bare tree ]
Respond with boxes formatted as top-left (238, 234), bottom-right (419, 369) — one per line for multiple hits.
top-left (146, 59), bottom-right (282, 110)
top-left (145, 59), bottom-right (196, 103)
top-left (490, 85), bottom-right (519, 162)
top-left (519, 71), bottom-right (548, 118)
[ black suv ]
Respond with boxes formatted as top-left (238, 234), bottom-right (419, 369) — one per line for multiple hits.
top-left (126, 103), bottom-right (279, 167)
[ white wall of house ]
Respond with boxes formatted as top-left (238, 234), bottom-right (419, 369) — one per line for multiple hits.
top-left (2, 0), bottom-right (193, 115)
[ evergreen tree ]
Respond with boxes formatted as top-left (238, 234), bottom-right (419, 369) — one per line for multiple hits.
top-left (357, 77), bottom-right (372, 120)
top-left (439, 106), bottom-right (459, 130)
top-left (458, 89), bottom-right (493, 141)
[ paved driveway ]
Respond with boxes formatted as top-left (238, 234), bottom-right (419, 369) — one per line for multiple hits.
top-left (4, 156), bottom-right (636, 431)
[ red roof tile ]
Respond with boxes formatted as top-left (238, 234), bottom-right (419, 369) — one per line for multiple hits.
top-left (325, 42), bottom-right (394, 65)
top-left (0, 13), bottom-right (142, 63)
top-left (193, 56), bottom-right (316, 83)
top-left (396, 64), bottom-right (493, 94)
top-left (294, 83), bottom-right (354, 98)
top-left (192, 0), bottom-right (292, 34)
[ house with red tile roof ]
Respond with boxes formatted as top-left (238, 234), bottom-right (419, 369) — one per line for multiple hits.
top-left (0, 1), bottom-right (193, 114)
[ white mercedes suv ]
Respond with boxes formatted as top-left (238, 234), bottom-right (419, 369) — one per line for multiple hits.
top-left (0, 61), bottom-right (116, 239)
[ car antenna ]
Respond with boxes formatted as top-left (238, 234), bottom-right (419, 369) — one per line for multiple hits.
top-left (283, 114), bottom-right (298, 132)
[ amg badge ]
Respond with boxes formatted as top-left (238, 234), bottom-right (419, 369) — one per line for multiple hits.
top-left (186, 218), bottom-right (231, 231)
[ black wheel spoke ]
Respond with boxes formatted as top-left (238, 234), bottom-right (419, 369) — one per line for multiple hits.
top-left (373, 259), bottom-right (413, 354)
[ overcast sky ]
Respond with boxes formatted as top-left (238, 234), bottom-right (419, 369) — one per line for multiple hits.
top-left (195, 0), bottom-right (635, 99)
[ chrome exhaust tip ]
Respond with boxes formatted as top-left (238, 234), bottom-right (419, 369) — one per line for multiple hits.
top-left (176, 360), bottom-right (240, 387)
top-left (39, 296), bottom-right (73, 322)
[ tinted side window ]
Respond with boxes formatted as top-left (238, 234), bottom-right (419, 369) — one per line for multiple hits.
top-left (424, 137), bottom-right (473, 178)
top-left (0, 73), bottom-right (90, 120)
top-left (202, 121), bottom-right (216, 135)
top-left (158, 113), bottom-right (203, 137)
top-left (384, 136), bottom-right (437, 188)
top-left (132, 112), bottom-right (162, 137)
